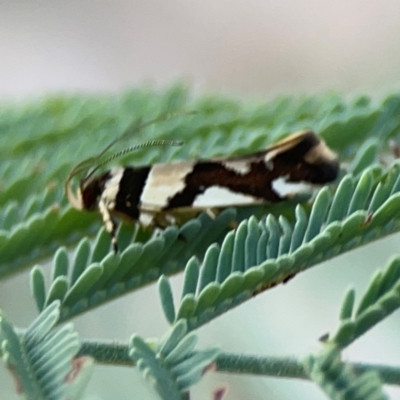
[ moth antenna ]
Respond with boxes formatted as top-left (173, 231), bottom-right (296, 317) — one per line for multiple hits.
top-left (85, 139), bottom-right (184, 181)
top-left (98, 110), bottom-right (196, 159)
top-left (82, 110), bottom-right (194, 179)
top-left (68, 110), bottom-right (194, 176)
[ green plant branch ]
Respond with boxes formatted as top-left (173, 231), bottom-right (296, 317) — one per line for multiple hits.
top-left (79, 339), bottom-right (133, 366)
top-left (77, 339), bottom-right (400, 386)
top-left (2, 90), bottom-right (400, 282)
top-left (4, 89), bottom-right (400, 399)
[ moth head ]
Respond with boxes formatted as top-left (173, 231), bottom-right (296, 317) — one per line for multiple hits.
top-left (65, 138), bottom-right (183, 211)
top-left (65, 161), bottom-right (92, 211)
top-left (65, 112), bottom-right (193, 211)
top-left (78, 172), bottom-right (112, 211)
top-left (65, 111), bottom-right (195, 211)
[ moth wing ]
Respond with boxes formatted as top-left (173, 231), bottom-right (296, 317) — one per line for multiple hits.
top-left (138, 154), bottom-right (271, 222)
top-left (139, 155), bottom-right (266, 212)
top-left (138, 160), bottom-right (194, 210)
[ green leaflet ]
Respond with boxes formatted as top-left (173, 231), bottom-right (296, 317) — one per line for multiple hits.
top-left (349, 138), bottom-right (379, 176)
top-left (180, 257), bottom-right (200, 299)
top-left (45, 276), bottom-right (69, 308)
top-left (339, 287), bottom-right (356, 321)
top-left (158, 275), bottom-right (176, 324)
top-left (30, 266), bottom-right (46, 311)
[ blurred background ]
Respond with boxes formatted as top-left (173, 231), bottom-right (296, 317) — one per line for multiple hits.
top-left (1, 1), bottom-right (400, 399)
top-left (1, 0), bottom-right (400, 98)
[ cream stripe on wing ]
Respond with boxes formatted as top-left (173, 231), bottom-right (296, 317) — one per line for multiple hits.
top-left (140, 161), bottom-right (195, 209)
top-left (102, 167), bottom-right (124, 209)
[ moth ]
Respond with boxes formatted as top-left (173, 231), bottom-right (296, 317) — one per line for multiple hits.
top-left (66, 120), bottom-right (339, 252)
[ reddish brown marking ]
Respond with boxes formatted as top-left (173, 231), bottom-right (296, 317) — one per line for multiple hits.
top-left (213, 387), bottom-right (228, 400)
top-left (252, 272), bottom-right (297, 296)
top-left (363, 212), bottom-right (373, 226)
top-left (65, 356), bottom-right (92, 383)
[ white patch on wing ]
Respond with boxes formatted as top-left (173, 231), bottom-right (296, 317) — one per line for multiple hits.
top-left (272, 177), bottom-right (310, 197)
top-left (193, 186), bottom-right (261, 207)
top-left (139, 211), bottom-right (155, 227)
top-left (140, 161), bottom-right (194, 208)
top-left (222, 161), bottom-right (251, 175)
top-left (102, 167), bottom-right (124, 209)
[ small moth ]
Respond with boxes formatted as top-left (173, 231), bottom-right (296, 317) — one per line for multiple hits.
top-left (66, 120), bottom-right (339, 252)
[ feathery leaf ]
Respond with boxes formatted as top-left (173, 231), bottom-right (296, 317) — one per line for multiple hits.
top-left (0, 302), bottom-right (93, 400)
top-left (333, 256), bottom-right (400, 348)
top-left (130, 320), bottom-right (219, 399)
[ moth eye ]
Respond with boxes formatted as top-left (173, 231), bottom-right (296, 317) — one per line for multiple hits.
top-left (81, 180), bottom-right (101, 210)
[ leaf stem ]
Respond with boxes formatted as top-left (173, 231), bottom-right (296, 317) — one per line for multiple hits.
top-left (78, 339), bottom-right (400, 386)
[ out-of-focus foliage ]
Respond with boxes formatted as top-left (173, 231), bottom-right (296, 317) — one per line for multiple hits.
top-left (2, 85), bottom-right (400, 399)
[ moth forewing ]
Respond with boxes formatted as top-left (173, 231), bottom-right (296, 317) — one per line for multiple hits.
top-left (66, 129), bottom-right (339, 252)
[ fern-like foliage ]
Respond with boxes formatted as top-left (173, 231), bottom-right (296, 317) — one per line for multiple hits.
top-left (3, 87), bottom-right (400, 399)
top-left (30, 209), bottom-right (237, 321)
top-left (130, 320), bottom-right (219, 400)
top-left (2, 87), bottom-right (400, 280)
top-left (302, 255), bottom-right (400, 398)
top-left (0, 301), bottom-right (93, 400)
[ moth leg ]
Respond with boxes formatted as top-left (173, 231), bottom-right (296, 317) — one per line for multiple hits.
top-left (139, 210), bottom-right (157, 228)
top-left (99, 199), bottom-right (119, 252)
top-left (206, 207), bottom-right (237, 229)
top-left (164, 214), bottom-right (177, 225)
top-left (205, 208), bottom-right (238, 229)
top-left (205, 208), bottom-right (217, 220)
top-left (168, 215), bottom-right (188, 243)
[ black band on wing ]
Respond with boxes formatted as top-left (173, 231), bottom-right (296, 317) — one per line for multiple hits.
top-left (115, 167), bottom-right (151, 219)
